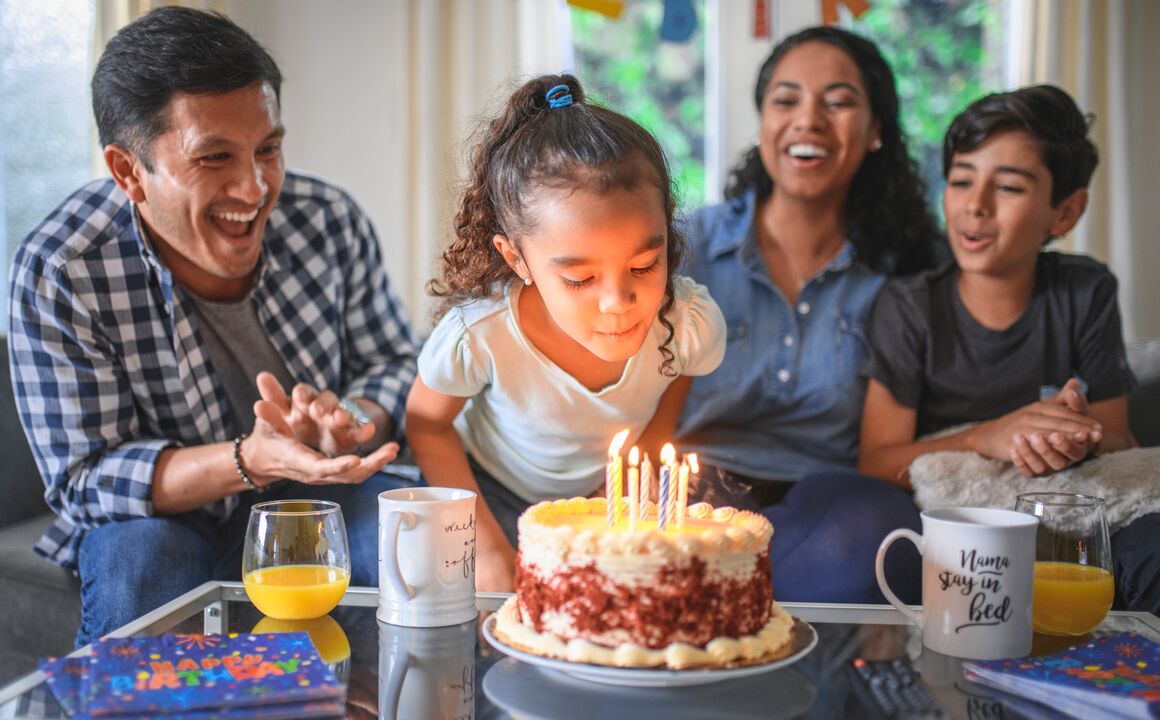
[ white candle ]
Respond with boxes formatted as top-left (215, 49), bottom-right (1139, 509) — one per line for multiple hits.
top-left (639, 453), bottom-right (654, 521)
top-left (627, 447), bottom-right (640, 532)
top-left (677, 460), bottom-right (689, 529)
top-left (605, 429), bottom-right (629, 527)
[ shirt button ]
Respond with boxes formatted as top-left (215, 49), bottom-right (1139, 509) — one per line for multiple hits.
top-left (797, 301), bottom-right (811, 315)
top-left (777, 369), bottom-right (790, 382)
top-left (783, 335), bottom-right (794, 347)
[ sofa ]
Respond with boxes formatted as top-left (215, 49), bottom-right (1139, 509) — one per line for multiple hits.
top-left (1, 337), bottom-right (1158, 686)
top-left (0, 340), bottom-right (80, 686)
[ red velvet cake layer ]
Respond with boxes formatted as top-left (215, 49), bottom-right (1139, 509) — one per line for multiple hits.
top-left (515, 552), bottom-right (772, 649)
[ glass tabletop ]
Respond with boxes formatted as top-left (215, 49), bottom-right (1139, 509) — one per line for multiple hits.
top-left (1, 582), bottom-right (1157, 719)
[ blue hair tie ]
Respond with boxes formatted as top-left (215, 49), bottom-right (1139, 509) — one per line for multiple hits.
top-left (546, 84), bottom-right (574, 109)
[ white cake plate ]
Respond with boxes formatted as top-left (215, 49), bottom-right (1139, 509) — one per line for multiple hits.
top-left (482, 613), bottom-right (818, 688)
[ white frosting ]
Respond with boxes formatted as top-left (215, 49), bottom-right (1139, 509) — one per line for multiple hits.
top-left (517, 497), bottom-right (774, 583)
top-left (494, 595), bottom-right (795, 670)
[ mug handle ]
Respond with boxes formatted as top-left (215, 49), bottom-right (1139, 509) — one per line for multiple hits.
top-left (382, 652), bottom-right (413, 719)
top-left (875, 528), bottom-right (924, 628)
top-left (383, 510), bottom-right (417, 599)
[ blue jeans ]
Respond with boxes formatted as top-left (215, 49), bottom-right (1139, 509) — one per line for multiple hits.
top-left (75, 470), bottom-right (420, 646)
top-left (695, 466), bottom-right (923, 604)
top-left (1112, 512), bottom-right (1160, 613)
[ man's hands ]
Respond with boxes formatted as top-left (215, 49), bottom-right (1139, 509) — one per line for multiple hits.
top-left (241, 371), bottom-right (399, 488)
top-left (969, 379), bottom-right (1101, 477)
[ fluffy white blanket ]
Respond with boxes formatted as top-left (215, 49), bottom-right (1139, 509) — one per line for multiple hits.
top-left (907, 447), bottom-right (1160, 533)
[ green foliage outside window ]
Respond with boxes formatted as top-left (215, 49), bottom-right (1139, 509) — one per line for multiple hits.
top-left (847, 0), bottom-right (1004, 213)
top-left (569, 1), bottom-right (706, 208)
top-left (568, 0), bottom-right (1002, 220)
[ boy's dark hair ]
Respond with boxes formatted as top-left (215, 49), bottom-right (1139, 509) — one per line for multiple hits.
top-left (724, 26), bottom-right (940, 276)
top-left (92, 6), bottom-right (282, 169)
top-left (943, 85), bottom-right (1098, 206)
top-left (433, 73), bottom-right (687, 375)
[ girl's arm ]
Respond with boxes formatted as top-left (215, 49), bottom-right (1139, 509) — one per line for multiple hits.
top-left (405, 376), bottom-right (517, 593)
top-left (634, 376), bottom-right (692, 459)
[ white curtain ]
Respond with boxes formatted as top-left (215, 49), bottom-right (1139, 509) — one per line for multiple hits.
top-left (1015, 0), bottom-right (1160, 341)
top-left (378, 0), bottom-right (568, 329)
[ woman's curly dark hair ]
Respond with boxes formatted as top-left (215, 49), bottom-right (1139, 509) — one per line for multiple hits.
top-left (430, 73), bottom-right (687, 375)
top-left (724, 26), bottom-right (940, 275)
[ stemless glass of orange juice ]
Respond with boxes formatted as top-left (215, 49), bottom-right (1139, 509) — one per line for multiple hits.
top-left (1014, 492), bottom-right (1113, 636)
top-left (243, 500), bottom-right (351, 620)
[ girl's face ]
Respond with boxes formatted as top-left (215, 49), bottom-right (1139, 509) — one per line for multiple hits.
top-left (757, 41), bottom-right (879, 204)
top-left (496, 183), bottom-right (669, 364)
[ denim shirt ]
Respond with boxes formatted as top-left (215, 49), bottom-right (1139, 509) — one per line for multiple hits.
top-left (676, 191), bottom-right (886, 482)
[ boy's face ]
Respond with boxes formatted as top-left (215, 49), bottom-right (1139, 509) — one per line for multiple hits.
top-left (944, 129), bottom-right (1086, 279)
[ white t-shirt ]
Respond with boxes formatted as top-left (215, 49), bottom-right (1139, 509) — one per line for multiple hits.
top-left (418, 276), bottom-right (726, 502)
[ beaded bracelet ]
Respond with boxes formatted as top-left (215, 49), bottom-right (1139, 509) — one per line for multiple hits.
top-left (233, 434), bottom-right (264, 493)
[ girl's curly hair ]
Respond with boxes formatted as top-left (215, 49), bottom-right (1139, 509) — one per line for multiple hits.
top-left (724, 26), bottom-right (941, 275)
top-left (431, 73), bottom-right (687, 375)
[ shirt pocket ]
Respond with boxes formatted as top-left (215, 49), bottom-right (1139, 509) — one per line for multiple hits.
top-left (824, 314), bottom-right (872, 410)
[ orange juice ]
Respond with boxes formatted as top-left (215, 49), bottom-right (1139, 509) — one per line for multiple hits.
top-left (243, 564), bottom-right (350, 620)
top-left (252, 614), bottom-right (351, 664)
top-left (1032, 561), bottom-right (1114, 636)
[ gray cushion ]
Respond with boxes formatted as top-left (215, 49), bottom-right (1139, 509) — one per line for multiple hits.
top-left (0, 339), bottom-right (47, 528)
top-left (1127, 339), bottom-right (1160, 447)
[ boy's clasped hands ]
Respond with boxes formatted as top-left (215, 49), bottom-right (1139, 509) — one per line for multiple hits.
top-left (969, 378), bottom-right (1101, 477)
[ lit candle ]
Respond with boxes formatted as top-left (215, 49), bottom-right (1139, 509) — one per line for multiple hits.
top-left (606, 429), bottom-right (629, 527)
top-left (639, 453), bottom-right (654, 521)
top-left (627, 447), bottom-right (640, 532)
top-left (676, 460), bottom-right (689, 529)
top-left (658, 443), bottom-right (676, 532)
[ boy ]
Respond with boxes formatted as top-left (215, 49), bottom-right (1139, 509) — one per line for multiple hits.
top-left (858, 85), bottom-right (1157, 612)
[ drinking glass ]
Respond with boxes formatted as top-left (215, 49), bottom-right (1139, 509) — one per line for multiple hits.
top-left (1014, 492), bottom-right (1114, 636)
top-left (243, 500), bottom-right (351, 620)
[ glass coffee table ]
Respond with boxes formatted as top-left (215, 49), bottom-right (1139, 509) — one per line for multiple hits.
top-left (1, 582), bottom-right (1157, 719)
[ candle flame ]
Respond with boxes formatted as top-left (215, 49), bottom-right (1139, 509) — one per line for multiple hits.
top-left (660, 443), bottom-right (676, 464)
top-left (687, 453), bottom-right (699, 473)
top-left (609, 429), bottom-right (630, 457)
top-left (628, 446), bottom-right (640, 465)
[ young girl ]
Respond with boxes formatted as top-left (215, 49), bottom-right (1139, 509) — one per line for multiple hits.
top-left (405, 75), bottom-right (726, 593)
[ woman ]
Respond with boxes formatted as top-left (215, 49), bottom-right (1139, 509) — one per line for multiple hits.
top-left (676, 26), bottom-right (943, 602)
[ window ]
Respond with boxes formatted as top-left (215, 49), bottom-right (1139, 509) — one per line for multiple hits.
top-left (845, 0), bottom-right (1008, 215)
top-left (566, 0), bottom-right (708, 208)
top-left (0, 0), bottom-right (95, 332)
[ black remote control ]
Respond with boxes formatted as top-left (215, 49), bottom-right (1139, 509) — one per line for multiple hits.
top-left (848, 657), bottom-right (947, 719)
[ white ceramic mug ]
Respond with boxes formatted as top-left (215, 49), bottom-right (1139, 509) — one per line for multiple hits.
top-left (378, 487), bottom-right (477, 627)
top-left (379, 619), bottom-right (476, 720)
top-left (876, 507), bottom-right (1038, 660)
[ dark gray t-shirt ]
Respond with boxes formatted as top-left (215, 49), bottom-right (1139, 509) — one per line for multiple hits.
top-left (866, 252), bottom-right (1136, 438)
top-left (184, 290), bottom-right (298, 435)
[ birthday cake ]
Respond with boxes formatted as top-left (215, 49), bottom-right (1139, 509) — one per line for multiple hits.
top-left (492, 496), bottom-right (794, 669)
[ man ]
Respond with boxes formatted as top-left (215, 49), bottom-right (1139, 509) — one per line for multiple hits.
top-left (8, 7), bottom-right (419, 644)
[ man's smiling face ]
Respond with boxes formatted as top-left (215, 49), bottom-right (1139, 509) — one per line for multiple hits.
top-left (133, 81), bottom-right (285, 300)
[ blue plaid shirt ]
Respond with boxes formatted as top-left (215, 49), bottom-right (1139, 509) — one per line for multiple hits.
top-left (8, 171), bottom-right (419, 569)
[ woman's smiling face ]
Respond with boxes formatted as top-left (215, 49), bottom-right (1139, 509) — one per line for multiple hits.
top-left (757, 40), bottom-right (880, 205)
